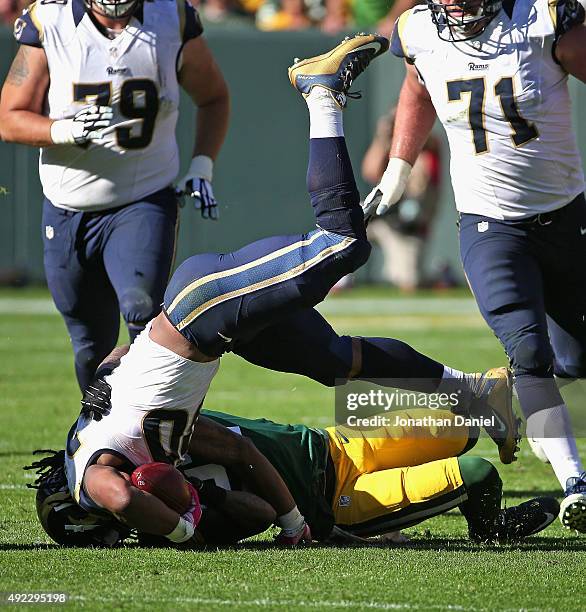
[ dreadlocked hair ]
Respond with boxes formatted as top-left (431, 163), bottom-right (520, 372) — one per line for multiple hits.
top-left (23, 450), bottom-right (66, 490)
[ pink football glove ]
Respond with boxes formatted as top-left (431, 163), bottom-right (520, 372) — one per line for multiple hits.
top-left (182, 482), bottom-right (203, 529)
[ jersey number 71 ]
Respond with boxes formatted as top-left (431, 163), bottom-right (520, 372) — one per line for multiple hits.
top-left (447, 77), bottom-right (539, 154)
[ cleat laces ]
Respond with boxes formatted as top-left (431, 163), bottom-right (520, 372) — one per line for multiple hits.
top-left (340, 53), bottom-right (374, 98)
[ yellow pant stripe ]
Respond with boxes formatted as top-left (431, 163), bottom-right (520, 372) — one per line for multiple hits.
top-left (167, 230), bottom-right (331, 315)
top-left (175, 237), bottom-right (355, 330)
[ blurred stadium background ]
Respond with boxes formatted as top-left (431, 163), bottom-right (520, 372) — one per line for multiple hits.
top-left (1, 12), bottom-right (586, 289)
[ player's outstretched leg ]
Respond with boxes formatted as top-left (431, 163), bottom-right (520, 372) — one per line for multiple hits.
top-left (289, 34), bottom-right (389, 242)
top-left (236, 307), bottom-right (520, 464)
top-left (164, 37), bottom-right (389, 357)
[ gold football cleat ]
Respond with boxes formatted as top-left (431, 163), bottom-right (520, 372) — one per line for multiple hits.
top-left (288, 34), bottom-right (389, 107)
top-left (471, 367), bottom-right (521, 464)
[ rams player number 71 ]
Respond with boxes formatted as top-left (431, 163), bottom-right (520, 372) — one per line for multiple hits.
top-left (0, 0), bottom-right (230, 392)
top-left (363, 0), bottom-right (586, 531)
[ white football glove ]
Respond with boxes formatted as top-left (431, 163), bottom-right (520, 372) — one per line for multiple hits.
top-left (50, 105), bottom-right (115, 146)
top-left (362, 158), bottom-right (413, 219)
top-left (176, 155), bottom-right (218, 220)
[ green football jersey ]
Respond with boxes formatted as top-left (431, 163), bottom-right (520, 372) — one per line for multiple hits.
top-left (200, 409), bottom-right (335, 540)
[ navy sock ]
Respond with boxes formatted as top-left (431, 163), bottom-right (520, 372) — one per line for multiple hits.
top-left (307, 137), bottom-right (365, 240)
top-left (514, 374), bottom-right (564, 418)
top-left (358, 337), bottom-right (444, 392)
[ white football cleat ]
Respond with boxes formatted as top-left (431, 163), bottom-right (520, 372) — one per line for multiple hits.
top-left (560, 473), bottom-right (586, 533)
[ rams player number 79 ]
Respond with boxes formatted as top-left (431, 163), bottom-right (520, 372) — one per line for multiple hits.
top-left (0, 0), bottom-right (230, 392)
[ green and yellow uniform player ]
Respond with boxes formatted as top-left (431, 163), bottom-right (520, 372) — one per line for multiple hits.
top-left (186, 408), bottom-right (507, 542)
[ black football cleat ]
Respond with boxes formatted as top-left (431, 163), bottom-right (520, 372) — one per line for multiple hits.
top-left (496, 497), bottom-right (560, 542)
top-left (288, 34), bottom-right (389, 108)
top-left (470, 496), bottom-right (559, 543)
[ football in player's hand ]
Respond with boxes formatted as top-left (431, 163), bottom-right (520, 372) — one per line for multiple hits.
top-left (131, 462), bottom-right (192, 514)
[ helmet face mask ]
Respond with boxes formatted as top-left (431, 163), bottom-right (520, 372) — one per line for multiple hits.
top-left (427, 0), bottom-right (502, 41)
top-left (84, 0), bottom-right (143, 20)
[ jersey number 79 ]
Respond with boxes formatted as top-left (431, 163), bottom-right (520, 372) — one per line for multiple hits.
top-left (73, 79), bottom-right (159, 150)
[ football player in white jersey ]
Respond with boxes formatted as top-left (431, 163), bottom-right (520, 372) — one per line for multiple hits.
top-left (27, 405), bottom-right (560, 547)
top-left (363, 0), bottom-right (586, 531)
top-left (0, 0), bottom-right (230, 392)
top-left (23, 35), bottom-right (524, 548)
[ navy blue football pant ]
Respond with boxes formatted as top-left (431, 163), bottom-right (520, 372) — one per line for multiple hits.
top-left (459, 193), bottom-right (586, 416)
top-left (164, 138), bottom-right (369, 357)
top-left (43, 188), bottom-right (178, 391)
top-left (164, 137), bottom-right (444, 386)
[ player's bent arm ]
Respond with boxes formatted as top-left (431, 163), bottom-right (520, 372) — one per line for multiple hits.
top-left (189, 417), bottom-right (297, 517)
top-left (84, 464), bottom-right (180, 536)
top-left (0, 45), bottom-right (53, 146)
top-left (555, 24), bottom-right (586, 83)
top-left (218, 490), bottom-right (276, 535)
top-left (390, 62), bottom-right (437, 165)
top-left (178, 37), bottom-right (230, 160)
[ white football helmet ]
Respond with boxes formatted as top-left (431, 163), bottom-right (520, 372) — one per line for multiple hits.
top-left (427, 0), bottom-right (502, 41)
top-left (84, 0), bottom-right (144, 19)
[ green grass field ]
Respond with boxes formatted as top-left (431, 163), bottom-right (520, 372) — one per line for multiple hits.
top-left (0, 288), bottom-right (584, 611)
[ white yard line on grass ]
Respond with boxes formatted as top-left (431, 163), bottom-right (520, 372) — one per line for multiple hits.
top-left (0, 297), bottom-right (486, 330)
top-left (324, 315), bottom-right (485, 330)
top-left (318, 297), bottom-right (479, 316)
top-left (0, 298), bottom-right (58, 315)
top-left (0, 297), bottom-right (481, 318)
top-left (71, 595), bottom-right (477, 610)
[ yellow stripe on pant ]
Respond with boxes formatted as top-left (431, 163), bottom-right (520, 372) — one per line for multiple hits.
top-left (326, 409), bottom-right (469, 530)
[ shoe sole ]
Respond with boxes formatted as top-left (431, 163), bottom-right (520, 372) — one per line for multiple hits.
top-left (560, 493), bottom-right (586, 533)
top-left (288, 37), bottom-right (386, 91)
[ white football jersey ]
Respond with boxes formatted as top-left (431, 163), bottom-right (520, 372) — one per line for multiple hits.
top-left (391, 0), bottom-right (586, 219)
top-left (14, 0), bottom-right (202, 211)
top-left (64, 322), bottom-right (219, 509)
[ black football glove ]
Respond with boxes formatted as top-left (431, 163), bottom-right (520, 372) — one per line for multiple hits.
top-left (80, 377), bottom-right (112, 421)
